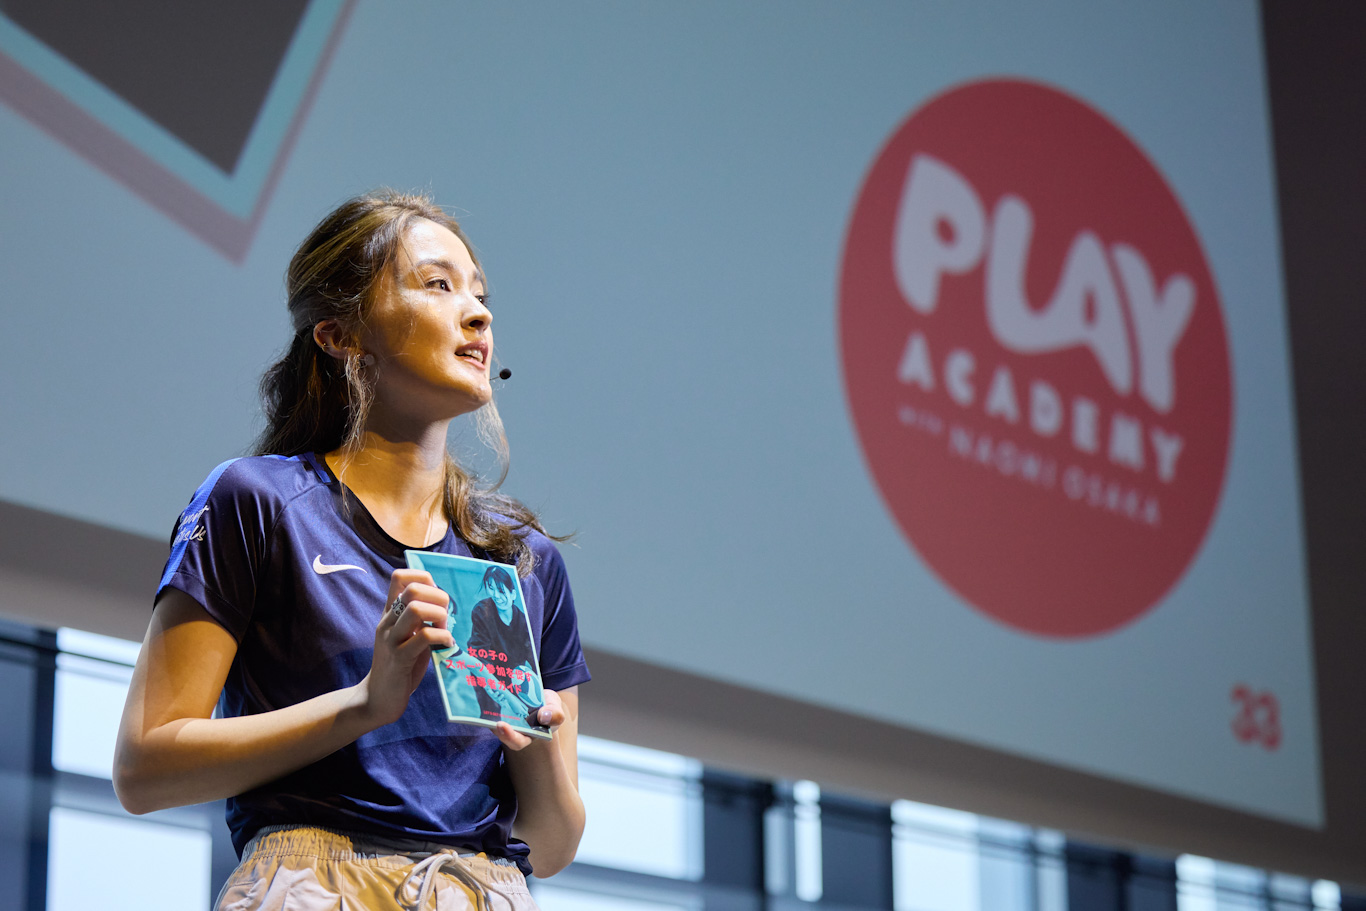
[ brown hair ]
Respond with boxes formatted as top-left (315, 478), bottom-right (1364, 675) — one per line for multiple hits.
top-left (255, 190), bottom-right (553, 573)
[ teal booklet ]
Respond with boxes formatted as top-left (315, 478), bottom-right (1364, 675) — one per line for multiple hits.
top-left (405, 549), bottom-right (551, 740)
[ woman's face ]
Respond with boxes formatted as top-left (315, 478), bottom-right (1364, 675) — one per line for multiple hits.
top-left (361, 218), bottom-right (493, 422)
top-left (489, 584), bottom-right (515, 614)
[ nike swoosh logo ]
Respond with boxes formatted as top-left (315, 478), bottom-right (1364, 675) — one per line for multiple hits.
top-left (313, 555), bottom-right (367, 575)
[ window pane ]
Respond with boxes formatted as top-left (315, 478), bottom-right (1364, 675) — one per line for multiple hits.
top-left (764, 797), bottom-right (792, 895)
top-left (1034, 829), bottom-right (1068, 911)
top-left (578, 735), bottom-right (698, 778)
top-left (1312, 880), bottom-right (1342, 910)
top-left (893, 800), bottom-right (979, 911)
top-left (533, 884), bottom-right (699, 911)
top-left (1270, 873), bottom-right (1313, 911)
top-left (52, 629), bottom-right (140, 780)
top-left (56, 629), bottom-right (141, 665)
top-left (574, 736), bottom-right (701, 879)
top-left (1177, 855), bottom-right (1219, 911)
top-left (1213, 860), bottom-right (1269, 911)
top-left (1179, 856), bottom-right (1275, 911)
top-left (47, 807), bottom-right (211, 911)
top-left (52, 656), bottom-right (132, 779)
top-left (793, 780), bottom-right (822, 902)
top-left (977, 817), bottom-right (1034, 911)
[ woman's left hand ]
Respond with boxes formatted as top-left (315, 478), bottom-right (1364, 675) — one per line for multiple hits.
top-left (494, 688), bottom-right (565, 751)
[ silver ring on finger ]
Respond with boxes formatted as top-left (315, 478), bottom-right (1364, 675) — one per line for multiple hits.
top-left (389, 596), bottom-right (406, 619)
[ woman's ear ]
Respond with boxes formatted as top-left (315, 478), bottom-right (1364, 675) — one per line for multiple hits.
top-left (313, 320), bottom-right (352, 362)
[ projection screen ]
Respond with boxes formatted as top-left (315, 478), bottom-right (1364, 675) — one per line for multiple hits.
top-left (1, 0), bottom-right (1356, 882)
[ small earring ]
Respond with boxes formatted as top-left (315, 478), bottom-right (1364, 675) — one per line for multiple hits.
top-left (357, 353), bottom-right (375, 368)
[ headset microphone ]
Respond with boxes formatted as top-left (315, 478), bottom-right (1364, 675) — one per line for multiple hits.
top-left (496, 368), bottom-right (512, 380)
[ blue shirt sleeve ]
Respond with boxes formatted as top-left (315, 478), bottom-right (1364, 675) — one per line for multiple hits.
top-left (156, 459), bottom-right (275, 641)
top-left (532, 539), bottom-right (591, 691)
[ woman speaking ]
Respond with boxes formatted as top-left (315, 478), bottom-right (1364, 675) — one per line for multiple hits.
top-left (114, 192), bottom-right (590, 910)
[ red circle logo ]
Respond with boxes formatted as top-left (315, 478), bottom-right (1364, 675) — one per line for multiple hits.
top-left (839, 79), bottom-right (1232, 637)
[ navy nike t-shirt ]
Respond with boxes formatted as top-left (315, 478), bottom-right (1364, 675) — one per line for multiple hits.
top-left (156, 453), bottom-right (590, 871)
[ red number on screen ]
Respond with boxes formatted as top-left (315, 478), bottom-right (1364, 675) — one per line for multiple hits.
top-left (1230, 685), bottom-right (1281, 750)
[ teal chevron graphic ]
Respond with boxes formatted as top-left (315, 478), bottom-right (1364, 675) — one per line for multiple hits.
top-left (0, 0), bottom-right (353, 260)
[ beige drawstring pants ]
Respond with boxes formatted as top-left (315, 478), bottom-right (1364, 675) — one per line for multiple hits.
top-left (214, 825), bottom-right (541, 911)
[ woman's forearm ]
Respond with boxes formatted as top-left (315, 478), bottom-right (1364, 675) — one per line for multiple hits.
top-left (505, 738), bottom-right (586, 876)
top-left (505, 688), bottom-right (584, 876)
top-left (115, 676), bottom-right (380, 814)
top-left (115, 581), bottom-right (451, 815)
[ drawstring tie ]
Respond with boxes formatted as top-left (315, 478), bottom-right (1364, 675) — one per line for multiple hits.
top-left (398, 850), bottom-right (508, 910)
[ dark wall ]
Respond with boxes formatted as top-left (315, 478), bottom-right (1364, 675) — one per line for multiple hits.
top-left (1262, 0), bottom-right (1366, 885)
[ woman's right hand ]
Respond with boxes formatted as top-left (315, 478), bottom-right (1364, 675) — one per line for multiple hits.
top-left (116, 570), bottom-right (456, 815)
top-left (362, 569), bottom-right (454, 726)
